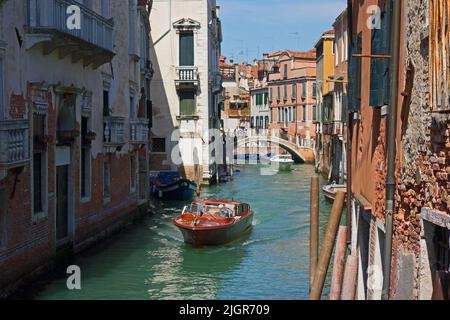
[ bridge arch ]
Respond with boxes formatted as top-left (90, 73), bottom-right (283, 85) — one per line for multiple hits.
top-left (237, 136), bottom-right (315, 164)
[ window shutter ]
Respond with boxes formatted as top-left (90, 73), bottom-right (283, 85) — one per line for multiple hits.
top-left (349, 33), bottom-right (362, 113)
top-left (369, 24), bottom-right (383, 107)
top-left (180, 91), bottom-right (195, 116)
top-left (381, 0), bottom-right (393, 106)
top-left (180, 32), bottom-right (194, 66)
top-left (370, 0), bottom-right (392, 107)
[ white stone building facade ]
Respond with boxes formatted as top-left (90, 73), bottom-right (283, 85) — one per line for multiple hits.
top-left (149, 0), bottom-right (222, 185)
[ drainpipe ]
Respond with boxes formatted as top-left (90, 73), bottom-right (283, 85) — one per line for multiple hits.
top-left (382, 0), bottom-right (402, 300)
top-left (346, 0), bottom-right (352, 244)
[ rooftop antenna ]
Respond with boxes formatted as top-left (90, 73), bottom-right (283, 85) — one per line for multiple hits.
top-left (290, 32), bottom-right (301, 49)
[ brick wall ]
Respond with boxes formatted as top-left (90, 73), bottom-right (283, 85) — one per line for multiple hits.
top-left (392, 0), bottom-right (450, 299)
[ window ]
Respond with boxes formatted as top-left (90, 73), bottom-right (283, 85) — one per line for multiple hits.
top-left (344, 29), bottom-right (348, 61)
top-left (313, 105), bottom-right (317, 121)
top-left (128, 0), bottom-right (137, 54)
top-left (250, 116), bottom-right (254, 128)
top-left (292, 84), bottom-right (296, 99)
top-left (284, 85), bottom-right (287, 100)
top-left (179, 32), bottom-right (194, 66)
top-left (302, 83), bottom-right (307, 98)
top-left (103, 159), bottom-right (111, 199)
top-left (277, 86), bottom-right (280, 100)
top-left (335, 41), bottom-right (339, 66)
top-left (292, 106), bottom-right (296, 122)
top-left (180, 91), bottom-right (196, 116)
top-left (33, 114), bottom-right (47, 215)
top-left (265, 116), bottom-right (269, 129)
top-left (284, 64), bottom-right (288, 80)
top-left (130, 94), bottom-right (136, 119)
top-left (349, 32), bottom-right (362, 112)
top-left (269, 88), bottom-right (273, 101)
top-left (370, 1), bottom-right (392, 108)
top-left (130, 154), bottom-right (137, 193)
top-left (103, 90), bottom-right (110, 116)
top-left (303, 105), bottom-right (307, 121)
top-left (101, 0), bottom-right (110, 18)
top-left (264, 92), bottom-right (268, 105)
top-left (152, 138), bottom-right (166, 153)
top-left (81, 116), bottom-right (91, 200)
top-left (33, 153), bottom-right (43, 214)
top-left (312, 83), bottom-right (317, 97)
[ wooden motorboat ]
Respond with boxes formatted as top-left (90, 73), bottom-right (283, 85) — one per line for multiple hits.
top-left (173, 200), bottom-right (254, 246)
top-left (322, 183), bottom-right (347, 202)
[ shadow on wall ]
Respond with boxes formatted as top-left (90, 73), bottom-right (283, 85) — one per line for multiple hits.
top-left (149, 32), bottom-right (194, 183)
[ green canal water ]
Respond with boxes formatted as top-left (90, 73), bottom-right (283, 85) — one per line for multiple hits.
top-left (32, 164), bottom-right (334, 300)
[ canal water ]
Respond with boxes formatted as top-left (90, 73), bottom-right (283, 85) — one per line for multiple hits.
top-left (32, 164), bottom-right (334, 300)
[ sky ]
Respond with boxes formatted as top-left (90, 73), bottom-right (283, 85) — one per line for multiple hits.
top-left (218, 0), bottom-right (347, 63)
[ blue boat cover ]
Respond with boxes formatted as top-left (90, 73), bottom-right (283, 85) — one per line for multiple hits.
top-left (158, 171), bottom-right (181, 185)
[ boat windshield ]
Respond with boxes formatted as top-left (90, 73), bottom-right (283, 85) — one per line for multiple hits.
top-left (189, 203), bottom-right (235, 217)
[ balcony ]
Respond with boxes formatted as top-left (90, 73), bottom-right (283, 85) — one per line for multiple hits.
top-left (0, 120), bottom-right (30, 178)
top-left (25, 0), bottom-right (114, 69)
top-left (104, 116), bottom-right (125, 153)
top-left (130, 119), bottom-right (149, 145)
top-left (227, 108), bottom-right (250, 118)
top-left (175, 66), bottom-right (199, 88)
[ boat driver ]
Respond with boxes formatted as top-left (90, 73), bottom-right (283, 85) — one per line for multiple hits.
top-left (218, 204), bottom-right (232, 218)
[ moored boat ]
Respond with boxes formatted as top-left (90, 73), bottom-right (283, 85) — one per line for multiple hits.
top-left (270, 154), bottom-right (294, 171)
top-left (322, 183), bottom-right (347, 202)
top-left (173, 200), bottom-right (254, 246)
top-left (151, 171), bottom-right (197, 201)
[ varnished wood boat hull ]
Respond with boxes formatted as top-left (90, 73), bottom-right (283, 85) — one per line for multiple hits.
top-left (176, 213), bottom-right (254, 246)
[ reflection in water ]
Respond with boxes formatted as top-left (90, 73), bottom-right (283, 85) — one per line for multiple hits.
top-left (34, 164), bottom-right (333, 300)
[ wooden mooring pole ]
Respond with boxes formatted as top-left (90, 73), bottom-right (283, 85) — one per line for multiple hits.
top-left (329, 226), bottom-right (348, 300)
top-left (309, 176), bottom-right (319, 291)
top-left (309, 191), bottom-right (345, 300)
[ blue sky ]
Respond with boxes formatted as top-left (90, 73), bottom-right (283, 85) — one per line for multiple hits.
top-left (218, 0), bottom-right (347, 63)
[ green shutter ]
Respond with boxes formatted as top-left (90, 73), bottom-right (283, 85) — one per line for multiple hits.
top-left (277, 86), bottom-right (280, 99)
top-left (302, 83), bottom-right (306, 98)
top-left (370, 0), bottom-right (392, 107)
top-left (180, 91), bottom-right (195, 115)
top-left (180, 32), bottom-right (194, 66)
top-left (284, 85), bottom-right (287, 99)
top-left (292, 84), bottom-right (296, 98)
top-left (349, 33), bottom-right (362, 113)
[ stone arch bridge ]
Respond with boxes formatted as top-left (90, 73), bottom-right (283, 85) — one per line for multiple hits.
top-left (236, 134), bottom-right (315, 164)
